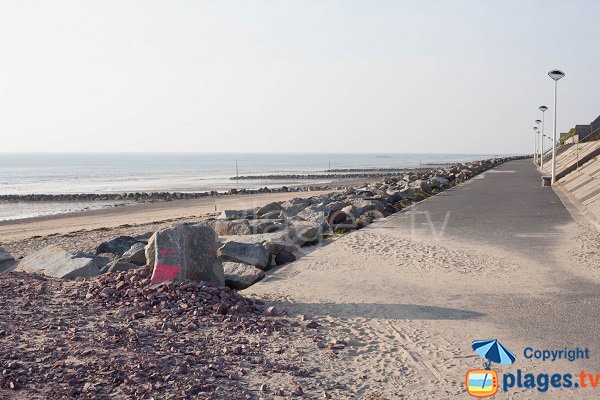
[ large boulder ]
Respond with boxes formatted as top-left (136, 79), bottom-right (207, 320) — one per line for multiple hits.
top-left (146, 225), bottom-right (224, 285)
top-left (409, 179), bottom-right (432, 194)
top-left (351, 199), bottom-right (385, 216)
top-left (96, 236), bottom-right (139, 257)
top-left (256, 202), bottom-right (283, 216)
top-left (218, 242), bottom-right (269, 270)
top-left (16, 245), bottom-right (103, 279)
top-left (119, 242), bottom-right (146, 265)
top-left (296, 201), bottom-right (346, 225)
top-left (281, 198), bottom-right (310, 217)
top-left (203, 219), bottom-right (284, 236)
top-left (290, 221), bottom-right (322, 244)
top-left (223, 262), bottom-right (265, 290)
top-left (106, 261), bottom-right (141, 273)
top-left (397, 187), bottom-right (426, 201)
top-left (281, 204), bottom-right (306, 218)
top-left (221, 230), bottom-right (300, 254)
top-left (275, 249), bottom-right (296, 265)
top-left (0, 248), bottom-right (14, 264)
top-left (0, 248), bottom-right (16, 272)
top-left (430, 176), bottom-right (450, 188)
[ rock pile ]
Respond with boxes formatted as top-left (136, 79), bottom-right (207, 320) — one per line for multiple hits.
top-left (83, 266), bottom-right (260, 317)
top-left (198, 157), bottom-right (521, 290)
top-left (0, 271), bottom-right (332, 399)
top-left (0, 187), bottom-right (310, 203)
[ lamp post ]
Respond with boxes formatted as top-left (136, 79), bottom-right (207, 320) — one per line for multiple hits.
top-left (533, 126), bottom-right (539, 163)
top-left (533, 128), bottom-right (538, 164)
top-left (535, 119), bottom-right (542, 168)
top-left (539, 106), bottom-right (548, 171)
top-left (548, 69), bottom-right (565, 184)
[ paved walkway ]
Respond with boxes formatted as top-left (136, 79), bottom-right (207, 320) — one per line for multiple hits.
top-left (384, 159), bottom-right (600, 353)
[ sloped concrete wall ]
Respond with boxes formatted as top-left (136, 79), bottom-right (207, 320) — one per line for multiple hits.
top-left (559, 154), bottom-right (600, 227)
top-left (542, 140), bottom-right (600, 181)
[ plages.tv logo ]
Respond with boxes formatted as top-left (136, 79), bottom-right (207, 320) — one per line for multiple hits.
top-left (466, 339), bottom-right (516, 398)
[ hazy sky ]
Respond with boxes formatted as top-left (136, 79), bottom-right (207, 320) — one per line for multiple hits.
top-left (1, 1), bottom-right (599, 154)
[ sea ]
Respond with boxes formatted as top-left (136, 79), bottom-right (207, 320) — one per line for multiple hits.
top-left (0, 153), bottom-right (503, 221)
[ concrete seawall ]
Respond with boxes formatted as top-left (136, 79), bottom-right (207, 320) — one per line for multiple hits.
top-left (558, 152), bottom-right (600, 228)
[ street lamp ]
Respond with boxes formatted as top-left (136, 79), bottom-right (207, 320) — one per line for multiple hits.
top-left (548, 69), bottom-right (565, 184)
top-left (533, 127), bottom-right (538, 163)
top-left (533, 126), bottom-right (540, 162)
top-left (535, 119), bottom-right (542, 167)
top-left (539, 106), bottom-right (548, 171)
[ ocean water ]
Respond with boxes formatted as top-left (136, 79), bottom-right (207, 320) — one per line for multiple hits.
top-left (0, 152), bottom-right (502, 221)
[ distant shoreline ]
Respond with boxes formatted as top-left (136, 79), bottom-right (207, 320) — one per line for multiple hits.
top-left (0, 157), bottom-right (522, 223)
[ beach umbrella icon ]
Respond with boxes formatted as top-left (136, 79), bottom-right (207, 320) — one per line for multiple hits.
top-left (472, 339), bottom-right (516, 368)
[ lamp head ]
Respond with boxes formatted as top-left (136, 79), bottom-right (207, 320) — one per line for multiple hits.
top-left (539, 105), bottom-right (548, 112)
top-left (533, 127), bottom-right (538, 131)
top-left (535, 119), bottom-right (542, 124)
top-left (548, 69), bottom-right (565, 81)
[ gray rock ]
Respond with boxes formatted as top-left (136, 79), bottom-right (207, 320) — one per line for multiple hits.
top-left (223, 262), bottom-right (265, 290)
top-left (281, 204), bottom-right (306, 217)
top-left (16, 245), bottom-right (102, 279)
top-left (275, 249), bottom-right (296, 265)
top-left (218, 241), bottom-right (269, 269)
top-left (217, 209), bottom-right (256, 220)
top-left (341, 205), bottom-right (357, 218)
top-left (260, 210), bottom-right (283, 220)
top-left (296, 202), bottom-right (346, 225)
top-left (397, 187), bottom-right (426, 201)
top-left (95, 236), bottom-right (139, 257)
top-left (221, 229), bottom-right (302, 254)
top-left (147, 225), bottom-right (224, 285)
top-left (0, 248), bottom-right (14, 264)
top-left (290, 221), bottom-right (322, 243)
top-left (107, 261), bottom-right (141, 273)
top-left (0, 248), bottom-right (16, 273)
top-left (351, 199), bottom-right (385, 216)
top-left (0, 248), bottom-right (15, 272)
top-left (203, 219), bottom-right (284, 236)
top-left (256, 202), bottom-right (283, 216)
top-left (120, 242), bottom-right (146, 265)
top-left (409, 179), bottom-right (432, 193)
top-left (430, 176), bottom-right (450, 187)
top-left (145, 239), bottom-right (156, 268)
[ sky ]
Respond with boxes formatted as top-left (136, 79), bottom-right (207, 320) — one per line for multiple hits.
top-left (1, 0), bottom-right (599, 154)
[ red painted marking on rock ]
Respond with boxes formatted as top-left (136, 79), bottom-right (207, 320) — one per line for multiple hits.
top-left (151, 264), bottom-right (181, 283)
top-left (158, 248), bottom-right (177, 256)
